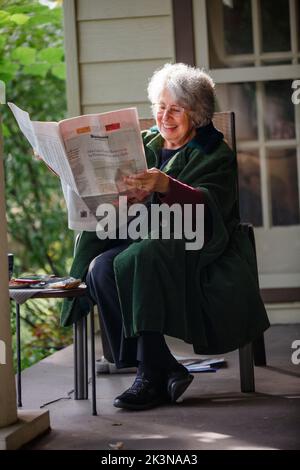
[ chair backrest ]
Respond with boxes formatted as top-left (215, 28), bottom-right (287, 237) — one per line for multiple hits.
top-left (212, 111), bottom-right (236, 155)
top-left (140, 111), bottom-right (236, 155)
top-left (212, 112), bottom-right (239, 218)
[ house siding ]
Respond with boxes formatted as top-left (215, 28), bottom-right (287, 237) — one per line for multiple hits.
top-left (64, 0), bottom-right (175, 118)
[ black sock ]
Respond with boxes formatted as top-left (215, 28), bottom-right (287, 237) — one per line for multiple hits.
top-left (137, 362), bottom-right (164, 383)
top-left (137, 331), bottom-right (180, 371)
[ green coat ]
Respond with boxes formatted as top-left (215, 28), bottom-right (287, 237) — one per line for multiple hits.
top-left (61, 127), bottom-right (270, 354)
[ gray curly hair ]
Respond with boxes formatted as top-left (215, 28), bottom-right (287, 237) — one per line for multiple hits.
top-left (147, 63), bottom-right (215, 127)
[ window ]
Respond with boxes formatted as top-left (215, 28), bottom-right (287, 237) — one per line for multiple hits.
top-left (207, 0), bottom-right (300, 69)
top-left (202, 0), bottom-right (300, 227)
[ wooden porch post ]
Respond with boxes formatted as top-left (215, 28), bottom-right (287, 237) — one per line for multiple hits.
top-left (0, 85), bottom-right (17, 430)
top-left (0, 81), bottom-right (50, 450)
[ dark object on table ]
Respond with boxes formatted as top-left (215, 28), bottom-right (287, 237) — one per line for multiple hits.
top-left (8, 253), bottom-right (14, 280)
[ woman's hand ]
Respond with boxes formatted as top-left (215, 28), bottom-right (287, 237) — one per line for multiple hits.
top-left (126, 187), bottom-right (151, 205)
top-left (124, 168), bottom-right (170, 195)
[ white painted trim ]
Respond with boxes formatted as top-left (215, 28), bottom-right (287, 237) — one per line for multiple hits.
top-left (223, 51), bottom-right (295, 64)
top-left (264, 139), bottom-right (297, 148)
top-left (259, 273), bottom-right (300, 288)
top-left (289, 0), bottom-right (298, 65)
top-left (238, 141), bottom-right (260, 150)
top-left (210, 65), bottom-right (300, 83)
top-left (192, 0), bottom-right (209, 69)
top-left (257, 82), bottom-right (271, 228)
top-left (266, 302), bottom-right (300, 324)
top-left (252, 0), bottom-right (261, 67)
top-left (63, 0), bottom-right (81, 117)
top-left (238, 140), bottom-right (297, 150)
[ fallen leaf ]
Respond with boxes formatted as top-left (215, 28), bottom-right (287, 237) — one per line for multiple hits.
top-left (109, 441), bottom-right (124, 450)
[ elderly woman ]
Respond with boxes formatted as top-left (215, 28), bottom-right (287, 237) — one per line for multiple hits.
top-left (62, 63), bottom-right (269, 411)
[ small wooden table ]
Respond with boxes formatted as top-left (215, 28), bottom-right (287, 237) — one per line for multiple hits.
top-left (9, 285), bottom-right (97, 416)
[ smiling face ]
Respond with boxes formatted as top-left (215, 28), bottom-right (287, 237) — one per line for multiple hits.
top-left (154, 88), bottom-right (196, 149)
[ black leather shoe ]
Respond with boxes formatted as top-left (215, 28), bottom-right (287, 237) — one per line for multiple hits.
top-left (167, 365), bottom-right (194, 402)
top-left (114, 375), bottom-right (169, 410)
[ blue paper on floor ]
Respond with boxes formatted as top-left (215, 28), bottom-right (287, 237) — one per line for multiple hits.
top-left (178, 357), bottom-right (227, 373)
top-left (186, 364), bottom-right (218, 373)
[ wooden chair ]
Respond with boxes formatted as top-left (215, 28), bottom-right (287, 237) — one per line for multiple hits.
top-left (213, 112), bottom-right (267, 392)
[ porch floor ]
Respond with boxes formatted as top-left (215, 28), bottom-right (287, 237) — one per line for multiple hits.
top-left (20, 324), bottom-right (300, 450)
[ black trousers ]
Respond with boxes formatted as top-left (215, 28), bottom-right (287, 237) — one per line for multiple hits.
top-left (86, 239), bottom-right (176, 371)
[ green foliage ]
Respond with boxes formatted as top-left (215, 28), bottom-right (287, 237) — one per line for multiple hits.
top-left (12, 47), bottom-right (37, 65)
top-left (1, 0), bottom-right (74, 369)
top-left (0, 0), bottom-right (66, 82)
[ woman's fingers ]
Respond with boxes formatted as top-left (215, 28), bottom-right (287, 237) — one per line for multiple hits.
top-left (124, 168), bottom-right (169, 193)
top-left (123, 169), bottom-right (160, 191)
top-left (123, 175), bottom-right (148, 191)
top-left (127, 187), bottom-right (151, 205)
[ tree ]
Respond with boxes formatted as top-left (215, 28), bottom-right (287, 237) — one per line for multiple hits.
top-left (0, 0), bottom-right (74, 368)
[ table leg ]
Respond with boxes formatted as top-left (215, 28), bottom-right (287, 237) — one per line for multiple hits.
top-left (16, 302), bottom-right (22, 407)
top-left (73, 322), bottom-right (78, 400)
top-left (89, 300), bottom-right (97, 416)
top-left (73, 316), bottom-right (88, 399)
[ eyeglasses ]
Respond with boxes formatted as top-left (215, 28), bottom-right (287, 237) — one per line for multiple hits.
top-left (152, 103), bottom-right (187, 117)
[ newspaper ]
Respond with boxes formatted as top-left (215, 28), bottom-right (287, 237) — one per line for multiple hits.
top-left (8, 102), bottom-right (148, 231)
